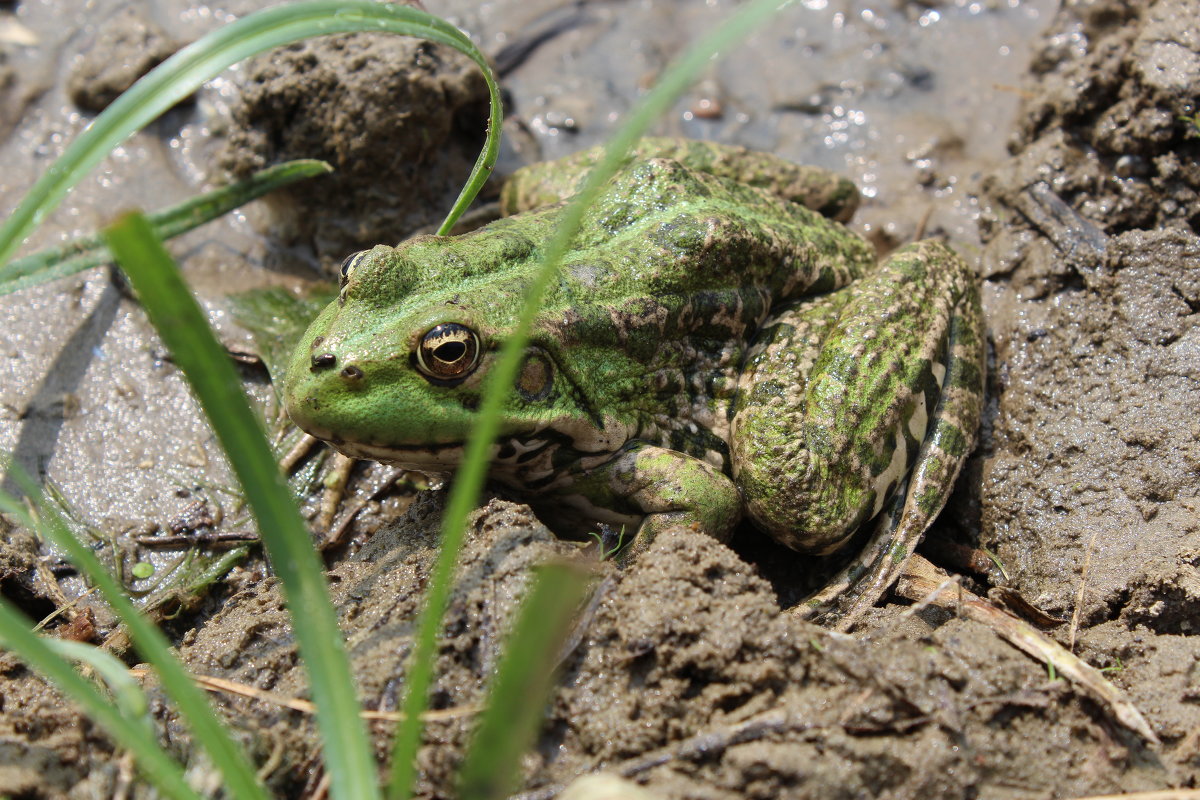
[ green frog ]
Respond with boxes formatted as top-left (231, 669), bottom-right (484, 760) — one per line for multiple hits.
top-left (282, 138), bottom-right (984, 629)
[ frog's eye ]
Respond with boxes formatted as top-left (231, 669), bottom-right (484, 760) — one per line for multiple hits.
top-left (415, 323), bottom-right (481, 381)
top-left (339, 251), bottom-right (369, 288)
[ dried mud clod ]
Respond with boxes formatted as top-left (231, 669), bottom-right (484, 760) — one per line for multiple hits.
top-left (168, 507), bottom-right (1167, 799)
top-left (991, 0), bottom-right (1200, 238)
top-left (65, 8), bottom-right (180, 113)
top-left (171, 497), bottom-right (586, 796)
top-left (529, 528), bottom-right (1165, 799)
top-left (219, 30), bottom-right (490, 266)
top-left (976, 0), bottom-right (1200, 782)
top-left (979, 0), bottom-right (1200, 621)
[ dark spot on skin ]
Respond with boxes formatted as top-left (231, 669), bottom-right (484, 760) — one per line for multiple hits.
top-left (516, 448), bottom-right (542, 464)
top-left (311, 353), bottom-right (336, 371)
top-left (312, 336), bottom-right (324, 348)
top-left (341, 365), bottom-right (364, 381)
top-left (516, 354), bottom-right (553, 401)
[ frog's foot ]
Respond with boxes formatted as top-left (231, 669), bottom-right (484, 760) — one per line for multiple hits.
top-left (565, 442), bottom-right (742, 563)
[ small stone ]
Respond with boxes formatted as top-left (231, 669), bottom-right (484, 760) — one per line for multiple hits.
top-left (66, 9), bottom-right (179, 113)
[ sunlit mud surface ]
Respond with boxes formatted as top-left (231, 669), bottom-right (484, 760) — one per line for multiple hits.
top-left (2, 0), bottom-right (1198, 796)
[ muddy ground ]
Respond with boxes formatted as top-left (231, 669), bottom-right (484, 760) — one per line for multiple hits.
top-left (1, 0), bottom-right (1198, 797)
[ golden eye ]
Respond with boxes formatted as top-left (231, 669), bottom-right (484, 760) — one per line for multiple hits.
top-left (415, 323), bottom-right (481, 381)
top-left (339, 251), bottom-right (368, 288)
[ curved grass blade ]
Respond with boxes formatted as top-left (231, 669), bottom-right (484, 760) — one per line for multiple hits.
top-left (457, 563), bottom-right (595, 800)
top-left (103, 212), bottom-right (379, 800)
top-left (0, 597), bottom-right (202, 800)
top-left (0, 160), bottom-right (331, 296)
top-left (0, 0), bottom-right (501, 268)
top-left (0, 477), bottom-right (268, 800)
top-left (44, 638), bottom-right (153, 732)
top-left (386, 0), bottom-right (797, 797)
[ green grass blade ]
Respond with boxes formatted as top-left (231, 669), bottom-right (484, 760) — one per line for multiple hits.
top-left (103, 212), bottom-right (379, 800)
top-left (0, 595), bottom-right (200, 799)
top-left (457, 563), bottom-right (595, 800)
top-left (44, 638), bottom-right (153, 726)
top-left (0, 0), bottom-right (500, 268)
top-left (0, 159), bottom-right (332, 295)
top-left (385, 1), bottom-right (795, 798)
top-left (0, 478), bottom-right (269, 800)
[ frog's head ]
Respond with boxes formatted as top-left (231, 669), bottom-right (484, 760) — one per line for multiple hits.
top-left (283, 240), bottom-right (609, 473)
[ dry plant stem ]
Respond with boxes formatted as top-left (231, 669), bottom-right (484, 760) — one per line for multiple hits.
top-left (128, 668), bottom-right (477, 722)
top-left (1066, 793), bottom-right (1200, 800)
top-left (323, 498), bottom-right (369, 549)
top-left (313, 772), bottom-right (331, 800)
top-left (989, 586), bottom-right (1067, 628)
top-left (279, 432), bottom-right (321, 472)
top-left (34, 585), bottom-right (97, 631)
top-left (318, 453), bottom-right (356, 532)
top-left (115, 751), bottom-right (136, 800)
top-left (895, 555), bottom-right (1159, 744)
top-left (256, 738), bottom-right (287, 784)
top-left (1069, 527), bottom-right (1100, 652)
top-left (323, 464), bottom-right (408, 549)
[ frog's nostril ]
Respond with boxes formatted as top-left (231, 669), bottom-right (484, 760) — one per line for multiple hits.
top-left (311, 353), bottom-right (337, 371)
top-left (340, 365), bottom-right (364, 382)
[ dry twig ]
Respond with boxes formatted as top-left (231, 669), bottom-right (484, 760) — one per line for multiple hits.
top-left (895, 555), bottom-right (1158, 745)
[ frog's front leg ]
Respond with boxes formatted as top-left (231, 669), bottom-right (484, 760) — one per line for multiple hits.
top-left (556, 442), bottom-right (742, 559)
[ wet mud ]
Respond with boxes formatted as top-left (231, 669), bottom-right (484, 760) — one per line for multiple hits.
top-left (0, 0), bottom-right (1198, 797)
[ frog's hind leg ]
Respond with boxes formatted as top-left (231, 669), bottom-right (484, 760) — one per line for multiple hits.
top-left (732, 239), bottom-right (984, 631)
top-left (799, 271), bottom-right (985, 631)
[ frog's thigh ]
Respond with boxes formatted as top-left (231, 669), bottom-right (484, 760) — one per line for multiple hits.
top-left (731, 288), bottom-right (867, 553)
top-left (580, 443), bottom-right (742, 556)
top-left (732, 240), bottom-right (979, 555)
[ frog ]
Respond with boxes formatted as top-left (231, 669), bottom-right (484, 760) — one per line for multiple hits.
top-left (282, 138), bottom-right (984, 630)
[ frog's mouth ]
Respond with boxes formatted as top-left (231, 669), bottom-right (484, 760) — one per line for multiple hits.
top-left (316, 435), bottom-right (467, 473)
top-left (310, 426), bottom-right (567, 487)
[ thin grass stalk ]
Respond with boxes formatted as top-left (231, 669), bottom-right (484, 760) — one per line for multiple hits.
top-left (0, 160), bottom-right (331, 296)
top-left (385, 1), bottom-right (797, 797)
top-left (103, 213), bottom-right (378, 800)
top-left (0, 479), bottom-right (268, 800)
top-left (0, 596), bottom-right (201, 800)
top-left (457, 563), bottom-right (595, 800)
top-left (0, 0), bottom-right (501, 269)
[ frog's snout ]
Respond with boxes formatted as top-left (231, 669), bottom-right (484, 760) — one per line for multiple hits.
top-left (307, 344), bottom-right (365, 386)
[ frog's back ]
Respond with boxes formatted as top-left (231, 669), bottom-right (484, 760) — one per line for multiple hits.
top-left (572, 158), bottom-right (868, 298)
top-left (502, 137), bottom-right (862, 222)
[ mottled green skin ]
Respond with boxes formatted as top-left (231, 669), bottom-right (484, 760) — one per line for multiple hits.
top-left (283, 138), bottom-right (984, 628)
